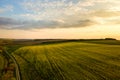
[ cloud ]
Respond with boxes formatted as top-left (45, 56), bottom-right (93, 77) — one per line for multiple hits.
top-left (0, 0), bottom-right (120, 30)
top-left (20, 0), bottom-right (96, 20)
top-left (20, 0), bottom-right (120, 21)
top-left (89, 10), bottom-right (120, 24)
top-left (0, 17), bottom-right (25, 29)
top-left (60, 19), bottom-right (97, 28)
top-left (0, 5), bottom-right (14, 13)
top-left (91, 10), bottom-right (120, 18)
top-left (0, 17), bottom-right (20, 25)
top-left (0, 17), bottom-right (61, 29)
top-left (0, 16), bottom-right (97, 30)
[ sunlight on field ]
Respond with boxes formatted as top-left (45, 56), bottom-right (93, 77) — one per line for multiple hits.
top-left (13, 42), bottom-right (120, 80)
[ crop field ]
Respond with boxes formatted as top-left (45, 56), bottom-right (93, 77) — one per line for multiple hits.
top-left (0, 48), bottom-right (17, 80)
top-left (12, 42), bottom-right (120, 80)
top-left (0, 53), bottom-right (4, 77)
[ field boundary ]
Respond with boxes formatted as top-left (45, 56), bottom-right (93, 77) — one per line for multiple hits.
top-left (3, 48), bottom-right (21, 80)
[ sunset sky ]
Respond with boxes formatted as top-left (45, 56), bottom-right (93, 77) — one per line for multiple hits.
top-left (0, 0), bottom-right (120, 39)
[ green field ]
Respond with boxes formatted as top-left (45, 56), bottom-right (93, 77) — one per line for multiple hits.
top-left (12, 42), bottom-right (120, 80)
top-left (0, 53), bottom-right (4, 77)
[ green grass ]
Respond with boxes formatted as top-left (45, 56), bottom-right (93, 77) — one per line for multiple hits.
top-left (13, 42), bottom-right (120, 80)
top-left (81, 40), bottom-right (120, 45)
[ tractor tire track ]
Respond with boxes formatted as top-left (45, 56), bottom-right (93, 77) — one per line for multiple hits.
top-left (2, 48), bottom-right (21, 80)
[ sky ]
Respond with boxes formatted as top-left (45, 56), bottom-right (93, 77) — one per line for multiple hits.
top-left (0, 0), bottom-right (120, 39)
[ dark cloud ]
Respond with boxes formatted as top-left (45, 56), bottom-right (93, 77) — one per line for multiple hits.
top-left (60, 19), bottom-right (97, 28)
top-left (0, 17), bottom-right (96, 30)
top-left (0, 17), bottom-right (60, 29)
top-left (0, 17), bottom-right (20, 25)
top-left (0, 17), bottom-right (24, 29)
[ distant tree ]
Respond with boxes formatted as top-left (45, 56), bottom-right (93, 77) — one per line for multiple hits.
top-left (105, 38), bottom-right (116, 40)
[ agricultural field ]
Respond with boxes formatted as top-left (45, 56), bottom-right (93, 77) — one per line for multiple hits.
top-left (0, 48), bottom-right (16, 80)
top-left (12, 41), bottom-right (120, 80)
top-left (0, 53), bottom-right (4, 77)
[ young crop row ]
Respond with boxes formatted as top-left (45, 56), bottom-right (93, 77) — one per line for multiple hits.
top-left (13, 42), bottom-right (120, 80)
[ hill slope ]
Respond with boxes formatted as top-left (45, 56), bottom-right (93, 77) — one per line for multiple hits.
top-left (13, 42), bottom-right (120, 80)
